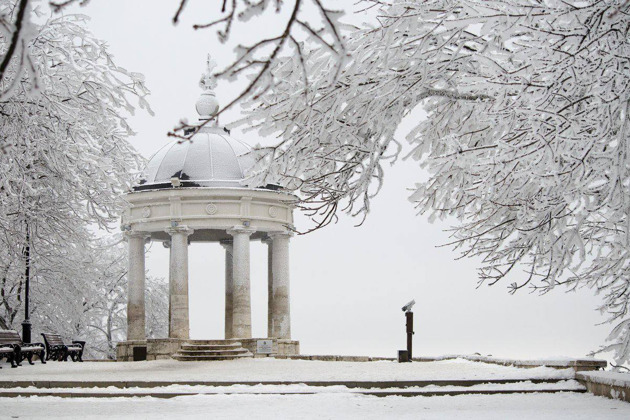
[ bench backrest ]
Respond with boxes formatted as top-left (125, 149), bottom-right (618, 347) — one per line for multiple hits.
top-left (0, 329), bottom-right (22, 345)
top-left (42, 333), bottom-right (65, 346)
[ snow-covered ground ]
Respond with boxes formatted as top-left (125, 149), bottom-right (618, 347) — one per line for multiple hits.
top-left (1, 359), bottom-right (628, 419)
top-left (1, 392), bottom-right (629, 419)
top-left (0, 358), bottom-right (573, 382)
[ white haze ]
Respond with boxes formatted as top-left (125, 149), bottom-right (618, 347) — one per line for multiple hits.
top-left (65, 0), bottom-right (610, 359)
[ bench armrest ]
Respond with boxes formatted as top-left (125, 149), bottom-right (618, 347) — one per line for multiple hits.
top-left (23, 342), bottom-right (45, 349)
top-left (48, 344), bottom-right (66, 350)
top-left (0, 343), bottom-right (19, 350)
top-left (72, 341), bottom-right (86, 349)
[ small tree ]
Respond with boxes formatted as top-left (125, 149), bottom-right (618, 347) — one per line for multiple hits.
top-left (28, 239), bottom-right (168, 360)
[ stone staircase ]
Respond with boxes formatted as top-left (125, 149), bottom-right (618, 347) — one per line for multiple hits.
top-left (172, 340), bottom-right (253, 361)
top-left (0, 378), bottom-right (587, 398)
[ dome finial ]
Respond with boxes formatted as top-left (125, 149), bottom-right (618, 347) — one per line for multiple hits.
top-left (200, 54), bottom-right (217, 91)
top-left (196, 54), bottom-right (219, 120)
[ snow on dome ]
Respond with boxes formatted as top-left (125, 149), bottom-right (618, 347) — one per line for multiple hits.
top-left (135, 126), bottom-right (255, 190)
top-left (135, 55), bottom-right (257, 191)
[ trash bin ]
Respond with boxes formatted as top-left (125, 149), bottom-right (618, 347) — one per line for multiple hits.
top-left (398, 350), bottom-right (409, 363)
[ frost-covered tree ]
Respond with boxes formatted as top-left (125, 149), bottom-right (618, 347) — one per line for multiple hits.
top-left (26, 240), bottom-right (168, 360)
top-left (0, 0), bottom-right (160, 358)
top-left (219, 1), bottom-right (630, 363)
top-left (0, 0), bottom-right (36, 99)
top-left (166, 0), bottom-right (347, 138)
top-left (2, 0), bottom-right (344, 135)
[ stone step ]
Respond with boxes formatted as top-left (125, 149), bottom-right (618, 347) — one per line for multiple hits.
top-left (185, 340), bottom-right (241, 345)
top-left (172, 339), bottom-right (253, 361)
top-left (177, 349), bottom-right (248, 356)
top-left (180, 344), bottom-right (243, 351)
top-left (172, 353), bottom-right (253, 361)
top-left (0, 378), bottom-right (577, 390)
top-left (0, 387), bottom-right (586, 399)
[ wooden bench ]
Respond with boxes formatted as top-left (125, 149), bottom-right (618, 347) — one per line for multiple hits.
top-left (41, 333), bottom-right (85, 362)
top-left (0, 329), bottom-right (46, 367)
top-left (0, 336), bottom-right (18, 368)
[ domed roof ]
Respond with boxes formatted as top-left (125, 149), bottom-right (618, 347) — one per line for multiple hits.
top-left (135, 126), bottom-right (256, 190)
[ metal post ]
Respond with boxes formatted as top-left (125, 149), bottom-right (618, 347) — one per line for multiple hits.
top-left (22, 222), bottom-right (31, 344)
top-left (405, 311), bottom-right (414, 360)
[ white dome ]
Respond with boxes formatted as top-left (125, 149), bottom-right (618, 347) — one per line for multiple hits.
top-left (136, 126), bottom-right (255, 190)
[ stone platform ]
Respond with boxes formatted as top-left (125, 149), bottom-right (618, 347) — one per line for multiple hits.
top-left (116, 338), bottom-right (299, 361)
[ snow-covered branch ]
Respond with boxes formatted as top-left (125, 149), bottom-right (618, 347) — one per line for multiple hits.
top-left (234, 0), bottom-right (630, 364)
top-left (168, 0), bottom-right (346, 140)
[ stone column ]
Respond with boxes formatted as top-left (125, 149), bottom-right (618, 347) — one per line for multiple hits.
top-left (262, 237), bottom-right (273, 338)
top-left (227, 227), bottom-right (255, 338)
top-left (269, 232), bottom-right (292, 339)
top-left (126, 232), bottom-right (149, 341)
top-left (166, 226), bottom-right (194, 339)
top-left (220, 240), bottom-right (234, 339)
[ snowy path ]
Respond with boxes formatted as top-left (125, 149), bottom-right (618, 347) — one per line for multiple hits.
top-left (1, 392), bottom-right (629, 419)
top-left (1, 359), bottom-right (627, 418)
top-left (0, 358), bottom-right (573, 382)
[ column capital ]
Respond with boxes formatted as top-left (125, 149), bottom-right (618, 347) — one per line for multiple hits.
top-left (220, 239), bottom-right (233, 251)
top-left (166, 226), bottom-right (194, 237)
top-left (124, 231), bottom-right (151, 241)
top-left (227, 227), bottom-right (256, 237)
top-left (268, 230), bottom-right (294, 240)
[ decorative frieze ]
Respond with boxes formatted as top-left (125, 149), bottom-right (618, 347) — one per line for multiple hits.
top-left (205, 202), bottom-right (218, 215)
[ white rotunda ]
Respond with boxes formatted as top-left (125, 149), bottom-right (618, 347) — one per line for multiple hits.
top-left (117, 60), bottom-right (299, 361)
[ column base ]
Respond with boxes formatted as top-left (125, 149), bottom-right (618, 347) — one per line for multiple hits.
top-left (116, 340), bottom-right (148, 362)
top-left (147, 338), bottom-right (187, 360)
top-left (117, 339), bottom-right (187, 361)
top-left (117, 338), bottom-right (299, 361)
top-left (237, 338), bottom-right (300, 357)
top-left (277, 339), bottom-right (300, 356)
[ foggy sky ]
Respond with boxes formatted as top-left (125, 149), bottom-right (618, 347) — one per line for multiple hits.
top-left (66, 0), bottom-right (610, 359)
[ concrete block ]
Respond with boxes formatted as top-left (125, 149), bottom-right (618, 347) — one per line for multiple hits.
top-left (116, 345), bottom-right (127, 359)
top-left (276, 339), bottom-right (299, 356)
top-left (315, 355), bottom-right (339, 361)
top-left (577, 372), bottom-right (630, 403)
top-left (146, 338), bottom-right (184, 359)
top-left (342, 356), bottom-right (370, 362)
